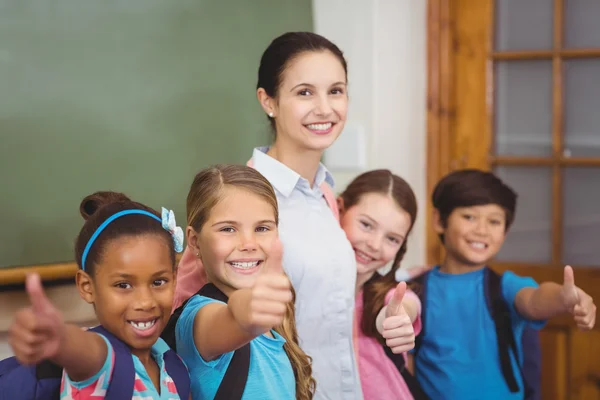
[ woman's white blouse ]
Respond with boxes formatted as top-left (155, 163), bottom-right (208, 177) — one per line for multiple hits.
top-left (252, 147), bottom-right (362, 400)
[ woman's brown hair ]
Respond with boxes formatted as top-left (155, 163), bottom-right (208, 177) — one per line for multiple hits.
top-left (339, 169), bottom-right (418, 345)
top-left (186, 164), bottom-right (315, 399)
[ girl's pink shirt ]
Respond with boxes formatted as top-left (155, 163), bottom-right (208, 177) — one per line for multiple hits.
top-left (355, 288), bottom-right (422, 400)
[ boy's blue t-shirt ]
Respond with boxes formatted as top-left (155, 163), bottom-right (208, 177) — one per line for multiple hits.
top-left (414, 266), bottom-right (545, 400)
top-left (175, 294), bottom-right (296, 400)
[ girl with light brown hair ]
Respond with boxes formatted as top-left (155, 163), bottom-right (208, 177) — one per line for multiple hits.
top-left (173, 164), bottom-right (314, 400)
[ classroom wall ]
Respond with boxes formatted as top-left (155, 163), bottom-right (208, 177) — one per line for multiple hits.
top-left (0, 0), bottom-right (428, 358)
top-left (314, 0), bottom-right (428, 270)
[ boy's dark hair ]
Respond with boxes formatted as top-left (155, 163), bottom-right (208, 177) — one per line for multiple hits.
top-left (74, 191), bottom-right (176, 276)
top-left (432, 169), bottom-right (517, 241)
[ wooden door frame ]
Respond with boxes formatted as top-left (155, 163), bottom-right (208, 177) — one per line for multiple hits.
top-left (426, 0), bottom-right (600, 320)
top-left (427, 2), bottom-right (600, 397)
top-left (426, 0), bottom-right (454, 266)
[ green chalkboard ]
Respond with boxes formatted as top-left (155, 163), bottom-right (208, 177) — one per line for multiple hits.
top-left (0, 0), bottom-right (313, 268)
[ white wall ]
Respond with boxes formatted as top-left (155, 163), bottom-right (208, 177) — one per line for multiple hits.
top-left (314, 0), bottom-right (428, 269)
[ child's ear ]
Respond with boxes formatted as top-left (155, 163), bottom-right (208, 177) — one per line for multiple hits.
top-left (186, 226), bottom-right (202, 260)
top-left (337, 197), bottom-right (345, 216)
top-left (75, 270), bottom-right (95, 304)
top-left (433, 209), bottom-right (445, 234)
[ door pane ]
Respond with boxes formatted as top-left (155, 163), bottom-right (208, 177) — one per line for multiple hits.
top-left (562, 167), bottom-right (600, 266)
top-left (494, 166), bottom-right (552, 263)
top-left (564, 59), bottom-right (600, 157)
top-left (495, 61), bottom-right (553, 156)
top-left (495, 0), bottom-right (553, 51)
top-left (565, 0), bottom-right (600, 48)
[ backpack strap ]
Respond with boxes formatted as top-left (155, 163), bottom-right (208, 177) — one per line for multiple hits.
top-left (26, 327), bottom-right (134, 400)
top-left (382, 346), bottom-right (429, 400)
top-left (483, 268), bottom-right (521, 393)
top-left (89, 326), bottom-right (135, 400)
top-left (411, 271), bottom-right (429, 360)
top-left (379, 272), bottom-right (430, 400)
top-left (163, 351), bottom-right (191, 399)
top-left (520, 327), bottom-right (541, 400)
top-left (92, 326), bottom-right (191, 399)
top-left (319, 181), bottom-right (339, 221)
top-left (162, 283), bottom-right (251, 400)
top-left (163, 296), bottom-right (191, 351)
top-left (34, 360), bottom-right (62, 380)
top-left (197, 284), bottom-right (250, 400)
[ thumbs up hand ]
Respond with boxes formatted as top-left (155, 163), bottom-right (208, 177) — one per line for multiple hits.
top-left (381, 282), bottom-right (415, 354)
top-left (560, 266), bottom-right (596, 330)
top-left (8, 274), bottom-right (65, 365)
top-left (229, 238), bottom-right (293, 336)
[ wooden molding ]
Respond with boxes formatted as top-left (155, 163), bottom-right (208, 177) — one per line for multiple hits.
top-left (0, 253), bottom-right (184, 286)
top-left (491, 48), bottom-right (600, 60)
top-left (0, 263), bottom-right (78, 286)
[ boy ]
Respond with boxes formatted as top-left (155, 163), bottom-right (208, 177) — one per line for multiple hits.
top-left (412, 169), bottom-right (596, 399)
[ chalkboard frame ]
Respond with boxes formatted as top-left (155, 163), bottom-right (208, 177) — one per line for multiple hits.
top-left (0, 253), bottom-right (186, 286)
top-left (0, 263), bottom-right (78, 286)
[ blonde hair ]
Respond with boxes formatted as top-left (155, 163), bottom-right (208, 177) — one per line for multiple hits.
top-left (187, 164), bottom-right (316, 399)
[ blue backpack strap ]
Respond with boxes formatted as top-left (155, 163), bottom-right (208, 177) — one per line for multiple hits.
top-left (88, 326), bottom-right (135, 400)
top-left (483, 267), bottom-right (521, 394)
top-left (521, 327), bottom-right (541, 400)
top-left (163, 350), bottom-right (191, 399)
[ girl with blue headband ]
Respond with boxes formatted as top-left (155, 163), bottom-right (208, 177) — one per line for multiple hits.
top-left (7, 191), bottom-right (190, 399)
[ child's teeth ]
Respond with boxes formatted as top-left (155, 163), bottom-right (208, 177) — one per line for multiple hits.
top-left (356, 250), bottom-right (373, 261)
top-left (306, 123), bottom-right (332, 130)
top-left (471, 242), bottom-right (485, 249)
top-left (231, 261), bottom-right (259, 269)
top-left (130, 320), bottom-right (156, 330)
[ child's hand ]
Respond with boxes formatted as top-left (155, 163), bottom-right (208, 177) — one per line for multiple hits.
top-left (8, 274), bottom-right (66, 365)
top-left (230, 239), bottom-right (293, 336)
top-left (560, 265), bottom-right (596, 330)
top-left (382, 282), bottom-right (415, 354)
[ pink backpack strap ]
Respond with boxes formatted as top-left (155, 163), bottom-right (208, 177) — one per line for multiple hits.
top-left (247, 158), bottom-right (339, 221)
top-left (319, 181), bottom-right (339, 221)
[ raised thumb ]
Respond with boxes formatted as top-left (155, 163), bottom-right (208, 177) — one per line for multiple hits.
top-left (26, 273), bottom-right (54, 315)
top-left (386, 282), bottom-right (407, 317)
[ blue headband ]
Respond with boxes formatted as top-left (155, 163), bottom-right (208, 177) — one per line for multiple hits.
top-left (81, 208), bottom-right (184, 271)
